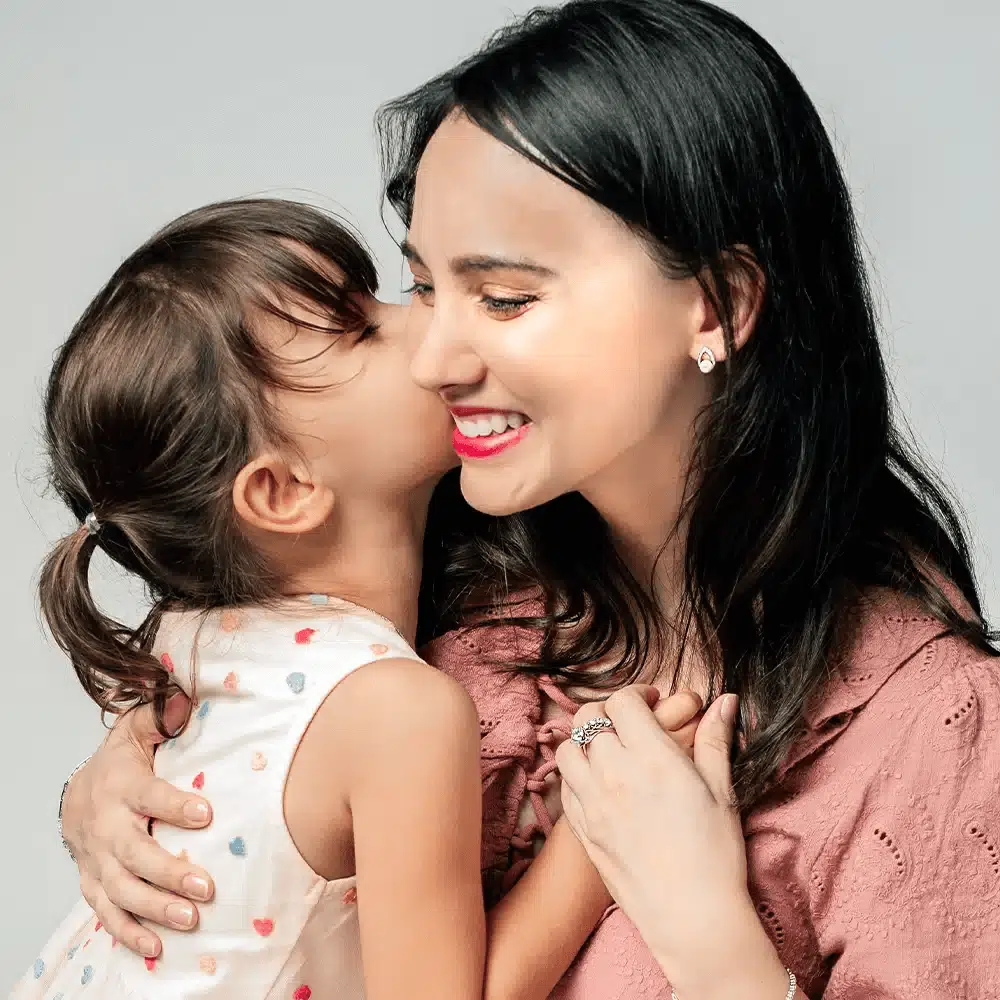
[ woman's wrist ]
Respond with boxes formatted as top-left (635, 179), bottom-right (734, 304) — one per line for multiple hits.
top-left (58, 755), bottom-right (93, 862)
top-left (660, 895), bottom-right (791, 1000)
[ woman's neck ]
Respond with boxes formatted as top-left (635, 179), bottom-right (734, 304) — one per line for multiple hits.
top-left (279, 490), bottom-right (432, 647)
top-left (581, 424), bottom-right (711, 692)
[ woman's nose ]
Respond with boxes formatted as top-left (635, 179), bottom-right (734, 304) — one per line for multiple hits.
top-left (408, 306), bottom-right (488, 393)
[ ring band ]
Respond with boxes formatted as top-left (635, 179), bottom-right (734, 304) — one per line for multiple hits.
top-left (570, 716), bottom-right (615, 748)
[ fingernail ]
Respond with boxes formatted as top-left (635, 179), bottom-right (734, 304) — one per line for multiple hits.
top-left (721, 693), bottom-right (739, 725)
top-left (183, 800), bottom-right (209, 824)
top-left (138, 936), bottom-right (159, 957)
top-left (165, 901), bottom-right (195, 928)
top-left (182, 874), bottom-right (211, 901)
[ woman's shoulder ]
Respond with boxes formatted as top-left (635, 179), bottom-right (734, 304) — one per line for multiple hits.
top-left (419, 593), bottom-right (546, 723)
top-left (784, 605), bottom-right (1000, 990)
top-left (793, 589), bottom-right (995, 737)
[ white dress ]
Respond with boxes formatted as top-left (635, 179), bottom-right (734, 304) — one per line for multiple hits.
top-left (10, 600), bottom-right (421, 999)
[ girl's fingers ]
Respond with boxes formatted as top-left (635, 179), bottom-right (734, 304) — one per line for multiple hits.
top-left (652, 688), bottom-right (703, 731)
top-left (80, 873), bottom-right (161, 959)
top-left (667, 715), bottom-right (701, 759)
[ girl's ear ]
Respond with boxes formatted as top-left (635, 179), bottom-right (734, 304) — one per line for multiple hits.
top-left (233, 454), bottom-right (335, 534)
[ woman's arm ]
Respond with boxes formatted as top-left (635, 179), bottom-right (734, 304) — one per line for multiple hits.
top-left (557, 690), bottom-right (806, 1000)
top-left (58, 694), bottom-right (215, 957)
top-left (481, 687), bottom-right (704, 1000)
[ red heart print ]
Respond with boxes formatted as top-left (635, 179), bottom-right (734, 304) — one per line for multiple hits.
top-left (252, 918), bottom-right (274, 937)
top-left (295, 628), bottom-right (316, 645)
top-left (293, 988), bottom-right (312, 1000)
top-left (145, 957), bottom-right (157, 971)
top-left (192, 772), bottom-right (205, 790)
top-left (94, 921), bottom-right (102, 932)
top-left (160, 653), bottom-right (175, 673)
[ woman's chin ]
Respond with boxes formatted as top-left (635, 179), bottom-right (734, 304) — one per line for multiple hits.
top-left (458, 465), bottom-right (551, 517)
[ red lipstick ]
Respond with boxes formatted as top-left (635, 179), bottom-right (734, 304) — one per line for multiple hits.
top-left (452, 422), bottom-right (531, 459)
top-left (449, 406), bottom-right (532, 460)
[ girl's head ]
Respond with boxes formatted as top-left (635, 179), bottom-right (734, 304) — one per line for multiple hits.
top-left (39, 198), bottom-right (454, 726)
top-left (380, 0), bottom-right (994, 802)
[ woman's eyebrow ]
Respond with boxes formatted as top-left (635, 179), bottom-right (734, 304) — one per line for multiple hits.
top-left (401, 239), bottom-right (557, 278)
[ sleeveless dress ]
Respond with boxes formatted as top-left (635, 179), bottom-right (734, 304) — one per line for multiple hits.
top-left (12, 600), bottom-right (421, 1000)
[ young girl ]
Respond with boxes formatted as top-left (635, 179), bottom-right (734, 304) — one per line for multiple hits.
top-left (13, 198), bottom-right (699, 1000)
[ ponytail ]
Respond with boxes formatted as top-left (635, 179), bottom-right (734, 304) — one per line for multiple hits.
top-left (38, 521), bottom-right (179, 736)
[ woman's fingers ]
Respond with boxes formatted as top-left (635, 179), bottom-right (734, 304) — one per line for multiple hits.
top-left (554, 733), bottom-right (596, 796)
top-left (604, 687), bottom-right (683, 750)
top-left (80, 873), bottom-right (162, 959)
top-left (114, 820), bottom-right (214, 903)
top-left (693, 693), bottom-right (740, 807)
top-left (98, 849), bottom-right (201, 933)
top-left (123, 772), bottom-right (211, 830)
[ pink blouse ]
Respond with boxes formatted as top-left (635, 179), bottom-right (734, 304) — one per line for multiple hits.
top-left (422, 593), bottom-right (1000, 998)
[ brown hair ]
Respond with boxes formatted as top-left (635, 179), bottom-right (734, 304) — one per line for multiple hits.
top-left (38, 199), bottom-right (379, 734)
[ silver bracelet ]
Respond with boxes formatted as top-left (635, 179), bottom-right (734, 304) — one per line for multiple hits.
top-left (57, 755), bottom-right (93, 863)
top-left (672, 968), bottom-right (796, 1000)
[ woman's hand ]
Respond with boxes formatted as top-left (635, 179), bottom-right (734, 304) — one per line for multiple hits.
top-left (556, 690), bottom-right (791, 1000)
top-left (61, 695), bottom-right (216, 958)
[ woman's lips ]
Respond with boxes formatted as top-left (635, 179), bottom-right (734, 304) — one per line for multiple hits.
top-left (449, 407), bottom-right (532, 459)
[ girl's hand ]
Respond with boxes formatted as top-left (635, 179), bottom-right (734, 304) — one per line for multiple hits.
top-left (61, 695), bottom-right (216, 958)
top-left (556, 689), bottom-right (790, 1000)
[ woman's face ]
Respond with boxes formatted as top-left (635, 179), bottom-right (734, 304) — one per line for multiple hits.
top-left (404, 113), bottom-right (714, 519)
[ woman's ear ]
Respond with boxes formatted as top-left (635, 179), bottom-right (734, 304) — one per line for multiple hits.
top-left (689, 249), bottom-right (765, 365)
top-left (232, 454), bottom-right (335, 535)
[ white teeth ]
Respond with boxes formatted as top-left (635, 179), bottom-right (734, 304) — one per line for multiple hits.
top-left (454, 412), bottom-right (529, 438)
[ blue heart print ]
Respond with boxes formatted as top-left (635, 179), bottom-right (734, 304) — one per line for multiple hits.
top-left (229, 836), bottom-right (247, 856)
top-left (67, 946), bottom-right (79, 960)
top-left (32, 958), bottom-right (44, 978)
top-left (286, 672), bottom-right (305, 694)
top-left (81, 965), bottom-right (94, 985)
top-left (196, 700), bottom-right (212, 720)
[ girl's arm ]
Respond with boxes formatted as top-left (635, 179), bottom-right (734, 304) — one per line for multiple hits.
top-left (482, 688), bottom-right (704, 1000)
top-left (483, 815), bottom-right (610, 1000)
top-left (325, 657), bottom-right (486, 1000)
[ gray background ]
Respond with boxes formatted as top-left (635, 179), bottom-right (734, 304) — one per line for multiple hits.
top-left (1, 0), bottom-right (996, 987)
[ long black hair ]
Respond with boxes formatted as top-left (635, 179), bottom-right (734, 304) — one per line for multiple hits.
top-left (382, 0), bottom-right (996, 806)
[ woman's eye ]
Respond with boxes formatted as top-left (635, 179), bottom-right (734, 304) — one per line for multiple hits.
top-left (403, 282), bottom-right (434, 301)
top-left (482, 294), bottom-right (537, 318)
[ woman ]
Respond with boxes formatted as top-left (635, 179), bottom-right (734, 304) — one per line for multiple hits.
top-left (56, 0), bottom-right (999, 997)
